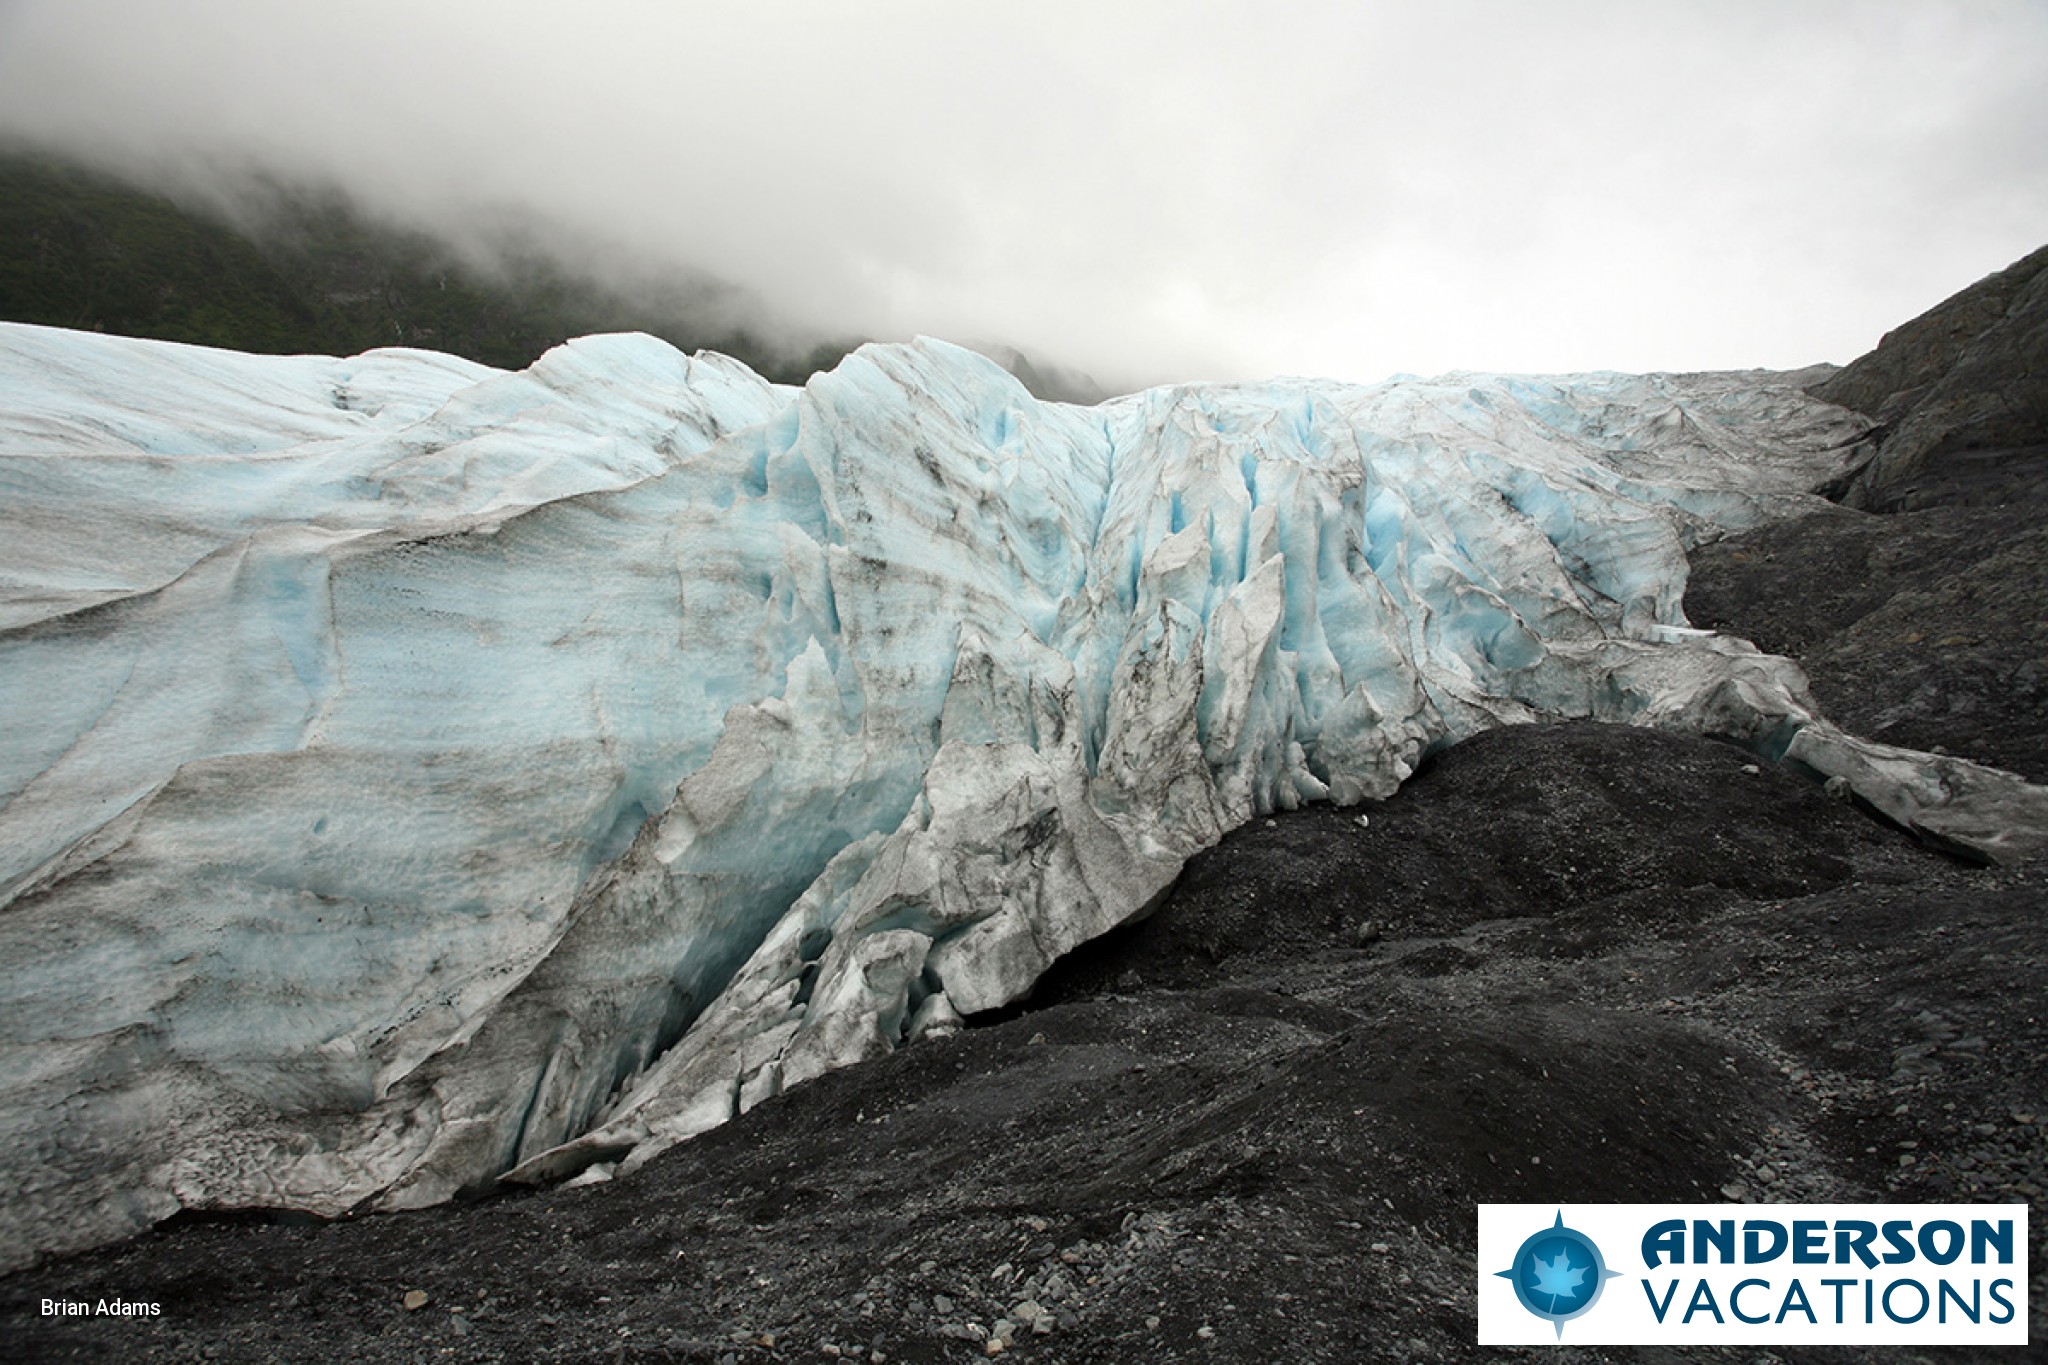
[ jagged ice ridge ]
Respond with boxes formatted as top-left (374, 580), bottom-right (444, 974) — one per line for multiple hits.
top-left (2, 323), bottom-right (2044, 1270)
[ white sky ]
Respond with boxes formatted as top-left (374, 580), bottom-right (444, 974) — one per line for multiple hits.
top-left (1, 0), bottom-right (2044, 387)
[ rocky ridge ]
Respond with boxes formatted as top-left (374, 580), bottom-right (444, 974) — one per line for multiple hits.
top-left (1811, 242), bottom-right (2048, 509)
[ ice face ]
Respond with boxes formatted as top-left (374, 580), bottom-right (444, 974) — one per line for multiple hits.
top-left (2, 323), bottom-right (2042, 1268)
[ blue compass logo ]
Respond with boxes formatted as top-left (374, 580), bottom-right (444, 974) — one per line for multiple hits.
top-left (1494, 1211), bottom-right (1621, 1337)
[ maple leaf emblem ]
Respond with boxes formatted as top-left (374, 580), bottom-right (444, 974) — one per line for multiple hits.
top-left (1527, 1248), bottom-right (1587, 1309)
top-left (1495, 1212), bottom-right (1617, 1336)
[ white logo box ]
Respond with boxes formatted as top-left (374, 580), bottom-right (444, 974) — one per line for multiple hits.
top-left (1478, 1202), bottom-right (2029, 1346)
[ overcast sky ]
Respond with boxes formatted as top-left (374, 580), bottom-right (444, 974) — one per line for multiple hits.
top-left (2, 0), bottom-right (2044, 387)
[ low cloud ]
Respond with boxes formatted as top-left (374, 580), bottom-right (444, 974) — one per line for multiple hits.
top-left (2, 0), bottom-right (2045, 387)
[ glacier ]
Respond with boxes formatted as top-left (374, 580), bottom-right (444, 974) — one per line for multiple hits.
top-left (3, 321), bottom-right (2045, 1270)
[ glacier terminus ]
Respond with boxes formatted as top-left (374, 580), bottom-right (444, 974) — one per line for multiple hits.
top-left (2, 322), bottom-right (2045, 1271)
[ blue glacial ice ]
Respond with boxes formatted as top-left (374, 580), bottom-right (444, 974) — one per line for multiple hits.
top-left (1, 321), bottom-right (2043, 1268)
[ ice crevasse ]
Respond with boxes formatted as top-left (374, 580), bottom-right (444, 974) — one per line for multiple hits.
top-left (2, 322), bottom-right (2043, 1269)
